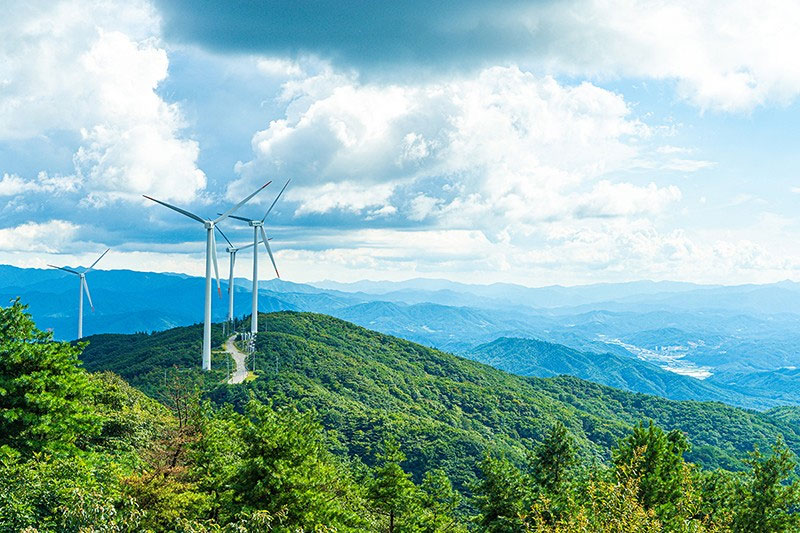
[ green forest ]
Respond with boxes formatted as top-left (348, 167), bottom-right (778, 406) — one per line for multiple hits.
top-left (3, 300), bottom-right (800, 532)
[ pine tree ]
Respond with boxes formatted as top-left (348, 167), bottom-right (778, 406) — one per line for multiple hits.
top-left (731, 438), bottom-right (800, 533)
top-left (419, 468), bottom-right (463, 532)
top-left (613, 421), bottom-right (690, 510)
top-left (473, 453), bottom-right (526, 533)
top-left (531, 421), bottom-right (576, 494)
top-left (0, 298), bottom-right (100, 455)
top-left (368, 439), bottom-right (420, 533)
top-left (233, 399), bottom-right (368, 531)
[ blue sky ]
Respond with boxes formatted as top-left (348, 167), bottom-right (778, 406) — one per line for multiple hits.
top-left (2, 0), bottom-right (800, 285)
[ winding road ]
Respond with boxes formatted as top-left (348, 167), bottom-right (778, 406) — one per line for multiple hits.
top-left (224, 335), bottom-right (249, 384)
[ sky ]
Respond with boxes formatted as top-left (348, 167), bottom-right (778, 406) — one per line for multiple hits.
top-left (2, 0), bottom-right (800, 286)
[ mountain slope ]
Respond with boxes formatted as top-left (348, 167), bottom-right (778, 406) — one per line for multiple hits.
top-left (709, 368), bottom-right (800, 404)
top-left (80, 312), bottom-right (800, 492)
top-left (80, 322), bottom-right (229, 396)
top-left (467, 337), bottom-right (776, 409)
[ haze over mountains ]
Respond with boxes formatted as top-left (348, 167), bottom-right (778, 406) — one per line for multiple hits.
top-left (5, 263), bottom-right (800, 410)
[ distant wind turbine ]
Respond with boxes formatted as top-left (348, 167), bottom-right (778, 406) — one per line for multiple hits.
top-left (215, 226), bottom-right (269, 323)
top-left (143, 182), bottom-right (272, 370)
top-left (48, 248), bottom-right (109, 339)
top-left (222, 179), bottom-right (289, 335)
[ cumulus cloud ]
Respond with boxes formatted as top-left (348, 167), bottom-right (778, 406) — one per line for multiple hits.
top-left (0, 220), bottom-right (80, 252)
top-left (289, 181), bottom-right (396, 215)
top-left (538, 0), bottom-right (800, 112)
top-left (232, 65), bottom-right (673, 231)
top-left (574, 182), bottom-right (682, 218)
top-left (0, 172), bottom-right (81, 196)
top-left (0, 1), bottom-right (205, 203)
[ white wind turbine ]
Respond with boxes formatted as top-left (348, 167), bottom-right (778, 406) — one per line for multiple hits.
top-left (222, 179), bottom-right (289, 335)
top-left (214, 226), bottom-right (269, 323)
top-left (49, 248), bottom-right (109, 340)
top-left (143, 181), bottom-right (271, 370)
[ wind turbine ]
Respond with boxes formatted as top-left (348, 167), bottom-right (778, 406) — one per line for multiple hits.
top-left (49, 248), bottom-right (109, 339)
top-left (143, 181), bottom-right (272, 370)
top-left (222, 179), bottom-right (289, 335)
top-left (214, 227), bottom-right (269, 323)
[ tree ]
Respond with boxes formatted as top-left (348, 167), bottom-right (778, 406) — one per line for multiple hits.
top-left (0, 298), bottom-right (100, 455)
top-left (613, 421), bottom-right (693, 522)
top-left (473, 453), bottom-right (526, 533)
top-left (233, 399), bottom-right (368, 531)
top-left (419, 468), bottom-right (464, 532)
top-left (368, 439), bottom-right (420, 533)
top-left (527, 422), bottom-right (578, 524)
top-left (531, 421), bottom-right (577, 494)
top-left (731, 438), bottom-right (800, 533)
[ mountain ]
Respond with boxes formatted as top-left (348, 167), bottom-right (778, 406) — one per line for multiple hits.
top-left (9, 264), bottom-right (800, 411)
top-left (0, 265), bottom-right (302, 339)
top-left (708, 368), bottom-right (800, 404)
top-left (79, 322), bottom-right (230, 397)
top-left (467, 337), bottom-right (777, 410)
top-left (331, 300), bottom-right (548, 352)
top-left (311, 278), bottom-right (707, 308)
top-left (80, 312), bottom-right (800, 491)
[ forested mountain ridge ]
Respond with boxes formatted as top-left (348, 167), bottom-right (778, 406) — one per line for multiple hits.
top-left (6, 300), bottom-right (800, 531)
top-left (467, 336), bottom-right (779, 410)
top-left (81, 311), bottom-right (800, 485)
top-left (9, 264), bottom-right (800, 414)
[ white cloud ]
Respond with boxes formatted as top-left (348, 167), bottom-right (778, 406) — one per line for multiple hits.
top-left (656, 145), bottom-right (693, 155)
top-left (408, 195), bottom-right (440, 222)
top-left (0, 1), bottom-right (205, 202)
top-left (0, 220), bottom-right (80, 252)
top-left (574, 181), bottom-right (682, 218)
top-left (256, 57), bottom-right (304, 78)
top-left (0, 172), bottom-right (81, 196)
top-left (289, 181), bottom-right (396, 215)
top-left (660, 159), bottom-right (716, 172)
top-left (533, 0), bottom-right (800, 112)
top-left (232, 65), bottom-right (661, 229)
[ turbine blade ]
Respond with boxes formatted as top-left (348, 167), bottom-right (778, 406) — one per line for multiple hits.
top-left (213, 181), bottom-right (272, 224)
top-left (217, 213), bottom-right (252, 222)
top-left (143, 195), bottom-right (205, 224)
top-left (262, 179), bottom-right (291, 222)
top-left (48, 264), bottom-right (80, 275)
top-left (85, 248), bottom-right (110, 272)
top-left (260, 226), bottom-right (279, 278)
top-left (211, 229), bottom-right (221, 297)
top-left (83, 278), bottom-right (94, 311)
top-left (215, 225), bottom-right (233, 247)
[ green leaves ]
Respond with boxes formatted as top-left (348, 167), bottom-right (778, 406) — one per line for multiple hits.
top-left (731, 438), bottom-right (800, 533)
top-left (612, 421), bottom-right (694, 526)
top-left (0, 299), bottom-right (100, 455)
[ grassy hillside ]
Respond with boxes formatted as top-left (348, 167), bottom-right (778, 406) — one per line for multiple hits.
top-left (81, 312), bottom-right (800, 492)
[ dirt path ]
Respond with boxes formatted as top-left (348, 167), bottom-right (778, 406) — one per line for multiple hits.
top-left (224, 335), bottom-right (248, 384)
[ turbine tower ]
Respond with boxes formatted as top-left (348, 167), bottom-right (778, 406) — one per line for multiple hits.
top-left (223, 179), bottom-right (289, 335)
top-left (49, 248), bottom-right (109, 339)
top-left (144, 181), bottom-right (271, 370)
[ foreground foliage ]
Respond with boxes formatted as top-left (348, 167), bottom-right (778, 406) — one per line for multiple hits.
top-left (3, 301), bottom-right (800, 531)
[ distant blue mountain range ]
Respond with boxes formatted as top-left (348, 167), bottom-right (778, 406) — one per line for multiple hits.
top-left (4, 264), bottom-right (800, 410)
